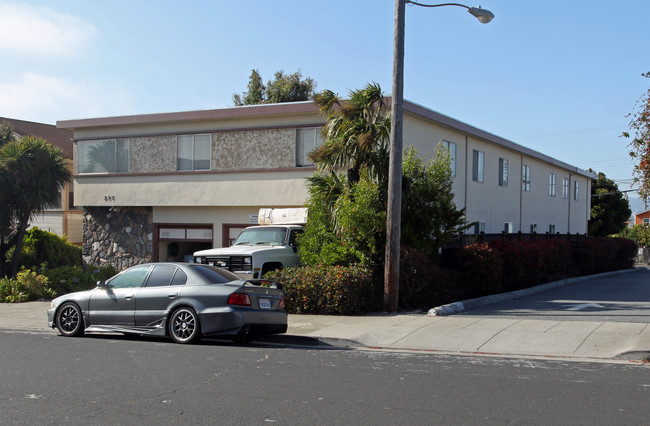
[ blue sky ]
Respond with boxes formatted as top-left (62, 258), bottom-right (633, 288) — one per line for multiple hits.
top-left (1, 0), bottom-right (648, 200)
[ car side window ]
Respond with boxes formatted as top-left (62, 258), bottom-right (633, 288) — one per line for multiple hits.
top-left (289, 229), bottom-right (303, 246)
top-left (145, 265), bottom-right (178, 287)
top-left (107, 266), bottom-right (151, 289)
top-left (171, 269), bottom-right (187, 286)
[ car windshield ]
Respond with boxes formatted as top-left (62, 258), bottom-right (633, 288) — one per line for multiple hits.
top-left (233, 227), bottom-right (287, 246)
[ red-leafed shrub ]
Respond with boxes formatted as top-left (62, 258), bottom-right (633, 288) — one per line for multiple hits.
top-left (453, 243), bottom-right (503, 299)
top-left (265, 264), bottom-right (373, 314)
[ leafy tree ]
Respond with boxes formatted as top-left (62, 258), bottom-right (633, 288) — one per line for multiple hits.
top-left (232, 69), bottom-right (316, 106)
top-left (0, 136), bottom-right (72, 277)
top-left (618, 223), bottom-right (650, 247)
top-left (588, 170), bottom-right (632, 236)
top-left (401, 147), bottom-right (469, 256)
top-left (622, 72), bottom-right (650, 198)
top-left (310, 83), bottom-right (390, 187)
top-left (232, 69), bottom-right (265, 106)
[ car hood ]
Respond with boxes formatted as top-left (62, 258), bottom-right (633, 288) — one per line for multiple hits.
top-left (194, 245), bottom-right (286, 256)
top-left (51, 288), bottom-right (96, 306)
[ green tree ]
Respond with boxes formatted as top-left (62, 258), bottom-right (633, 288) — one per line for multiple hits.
top-left (622, 72), bottom-right (650, 198)
top-left (588, 170), bottom-right (632, 236)
top-left (401, 147), bottom-right (468, 256)
top-left (310, 83), bottom-right (390, 187)
top-left (232, 69), bottom-right (316, 106)
top-left (618, 223), bottom-right (650, 247)
top-left (0, 136), bottom-right (72, 277)
top-left (232, 69), bottom-right (265, 106)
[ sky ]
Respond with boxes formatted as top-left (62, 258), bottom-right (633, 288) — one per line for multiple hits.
top-left (1, 0), bottom-right (648, 205)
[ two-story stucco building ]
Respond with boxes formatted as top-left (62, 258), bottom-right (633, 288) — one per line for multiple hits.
top-left (57, 100), bottom-right (594, 269)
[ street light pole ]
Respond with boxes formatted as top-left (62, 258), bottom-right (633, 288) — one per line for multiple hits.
top-left (383, 0), bottom-right (494, 312)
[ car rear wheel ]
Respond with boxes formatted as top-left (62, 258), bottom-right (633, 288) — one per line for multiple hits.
top-left (168, 307), bottom-right (201, 344)
top-left (56, 302), bottom-right (85, 337)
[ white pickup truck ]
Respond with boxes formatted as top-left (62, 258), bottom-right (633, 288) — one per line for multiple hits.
top-left (193, 208), bottom-right (306, 279)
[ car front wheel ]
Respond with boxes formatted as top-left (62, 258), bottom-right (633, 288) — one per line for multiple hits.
top-left (168, 307), bottom-right (201, 344)
top-left (56, 302), bottom-right (85, 337)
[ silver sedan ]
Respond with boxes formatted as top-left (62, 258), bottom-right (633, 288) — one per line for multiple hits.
top-left (47, 263), bottom-right (287, 344)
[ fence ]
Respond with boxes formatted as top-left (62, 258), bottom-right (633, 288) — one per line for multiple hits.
top-left (449, 231), bottom-right (590, 248)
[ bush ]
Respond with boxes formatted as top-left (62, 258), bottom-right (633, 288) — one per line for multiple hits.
top-left (0, 270), bottom-right (53, 303)
top-left (7, 227), bottom-right (81, 269)
top-left (42, 264), bottom-right (117, 297)
top-left (265, 265), bottom-right (373, 314)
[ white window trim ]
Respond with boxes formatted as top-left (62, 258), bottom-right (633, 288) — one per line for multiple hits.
top-left (522, 165), bottom-right (531, 192)
top-left (499, 158), bottom-right (508, 187)
top-left (473, 150), bottom-right (484, 183)
top-left (441, 140), bottom-right (457, 177)
top-left (177, 134), bottom-right (211, 171)
top-left (78, 138), bottom-right (129, 174)
top-left (549, 173), bottom-right (556, 196)
top-left (296, 127), bottom-right (323, 167)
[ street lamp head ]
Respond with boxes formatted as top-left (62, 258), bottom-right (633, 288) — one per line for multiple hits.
top-left (468, 6), bottom-right (494, 23)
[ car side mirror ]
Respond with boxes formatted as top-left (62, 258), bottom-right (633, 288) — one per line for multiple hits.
top-left (96, 280), bottom-right (107, 289)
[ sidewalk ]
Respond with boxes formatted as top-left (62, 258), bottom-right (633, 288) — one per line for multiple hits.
top-left (1, 274), bottom-right (649, 363)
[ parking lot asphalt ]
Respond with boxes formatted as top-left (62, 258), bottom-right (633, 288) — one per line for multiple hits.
top-left (1, 268), bottom-right (649, 363)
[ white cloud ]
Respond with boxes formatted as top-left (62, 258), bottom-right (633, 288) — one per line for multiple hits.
top-left (0, 72), bottom-right (133, 124)
top-left (0, 1), bottom-right (96, 56)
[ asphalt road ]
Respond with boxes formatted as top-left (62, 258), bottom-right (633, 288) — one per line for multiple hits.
top-left (2, 330), bottom-right (649, 425)
top-left (458, 268), bottom-right (650, 323)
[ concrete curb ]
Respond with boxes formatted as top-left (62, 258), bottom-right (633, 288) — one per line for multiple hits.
top-left (427, 267), bottom-right (645, 316)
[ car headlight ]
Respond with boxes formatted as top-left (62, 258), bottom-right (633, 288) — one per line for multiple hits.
top-left (244, 257), bottom-right (252, 264)
top-left (195, 257), bottom-right (201, 263)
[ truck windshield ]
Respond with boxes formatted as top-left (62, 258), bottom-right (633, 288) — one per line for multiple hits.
top-left (233, 227), bottom-right (287, 246)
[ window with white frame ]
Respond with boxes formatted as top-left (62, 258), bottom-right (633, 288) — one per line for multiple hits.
top-left (78, 139), bottom-right (129, 174)
top-left (499, 158), bottom-right (508, 187)
top-left (504, 222), bottom-right (514, 233)
top-left (522, 164), bottom-right (531, 192)
top-left (549, 224), bottom-right (556, 234)
top-left (472, 150), bottom-right (484, 183)
top-left (562, 177), bottom-right (569, 199)
top-left (644, 218), bottom-right (650, 226)
top-left (296, 127), bottom-right (323, 167)
top-left (549, 173), bottom-right (556, 196)
top-left (530, 224), bottom-right (537, 233)
top-left (574, 180), bottom-right (579, 201)
top-left (177, 134), bottom-right (211, 171)
top-left (440, 140), bottom-right (457, 177)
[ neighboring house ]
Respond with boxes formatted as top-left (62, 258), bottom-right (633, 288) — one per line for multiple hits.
top-left (633, 209), bottom-right (650, 226)
top-left (57, 100), bottom-right (594, 269)
top-left (0, 117), bottom-right (83, 244)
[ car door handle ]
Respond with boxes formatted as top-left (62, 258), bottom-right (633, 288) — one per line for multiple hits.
top-left (125, 294), bottom-right (134, 300)
top-left (168, 293), bottom-right (177, 299)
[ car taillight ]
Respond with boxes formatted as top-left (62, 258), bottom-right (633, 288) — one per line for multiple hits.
top-left (279, 296), bottom-right (285, 309)
top-left (228, 293), bottom-right (251, 306)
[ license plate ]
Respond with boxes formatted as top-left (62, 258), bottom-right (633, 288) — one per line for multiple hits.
top-left (259, 298), bottom-right (272, 309)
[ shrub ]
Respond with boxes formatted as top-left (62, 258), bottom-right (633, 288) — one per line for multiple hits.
top-left (453, 243), bottom-right (503, 298)
top-left (43, 264), bottom-right (117, 297)
top-left (265, 265), bottom-right (373, 314)
top-left (0, 270), bottom-right (53, 302)
top-left (7, 227), bottom-right (81, 269)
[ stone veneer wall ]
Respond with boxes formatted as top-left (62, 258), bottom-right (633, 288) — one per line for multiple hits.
top-left (83, 206), bottom-right (154, 270)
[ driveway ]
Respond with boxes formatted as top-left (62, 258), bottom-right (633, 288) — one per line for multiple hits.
top-left (457, 267), bottom-right (650, 323)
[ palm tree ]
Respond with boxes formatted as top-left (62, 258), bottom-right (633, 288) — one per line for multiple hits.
top-left (310, 83), bottom-right (391, 188)
top-left (0, 136), bottom-right (72, 277)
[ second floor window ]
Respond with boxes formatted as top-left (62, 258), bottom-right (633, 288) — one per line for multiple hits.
top-left (178, 134), bottom-right (211, 171)
top-left (563, 177), bottom-right (569, 199)
top-left (549, 173), bottom-right (556, 196)
top-left (472, 150), bottom-right (484, 183)
top-left (522, 165), bottom-right (531, 192)
top-left (574, 180), bottom-right (579, 201)
top-left (440, 140), bottom-right (457, 177)
top-left (296, 127), bottom-right (323, 167)
top-left (498, 158), bottom-right (508, 187)
top-left (78, 138), bottom-right (129, 174)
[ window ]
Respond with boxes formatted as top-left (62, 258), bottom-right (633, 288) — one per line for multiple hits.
top-left (178, 134), bottom-right (211, 171)
top-left (549, 173), bottom-right (556, 196)
top-left (522, 165), bottom-right (531, 192)
top-left (562, 177), bottom-right (569, 199)
top-left (549, 224), bottom-right (556, 234)
top-left (574, 180), bottom-right (579, 201)
top-left (440, 140), bottom-right (457, 177)
top-left (107, 265), bottom-right (151, 289)
top-left (474, 221), bottom-right (486, 234)
top-left (46, 189), bottom-right (62, 210)
top-left (498, 158), bottom-right (508, 187)
top-left (644, 218), bottom-right (650, 226)
top-left (296, 127), bottom-right (323, 167)
top-left (79, 139), bottom-right (129, 174)
top-left (472, 150), bottom-right (484, 183)
top-left (504, 222), bottom-right (514, 233)
top-left (530, 224), bottom-right (537, 233)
